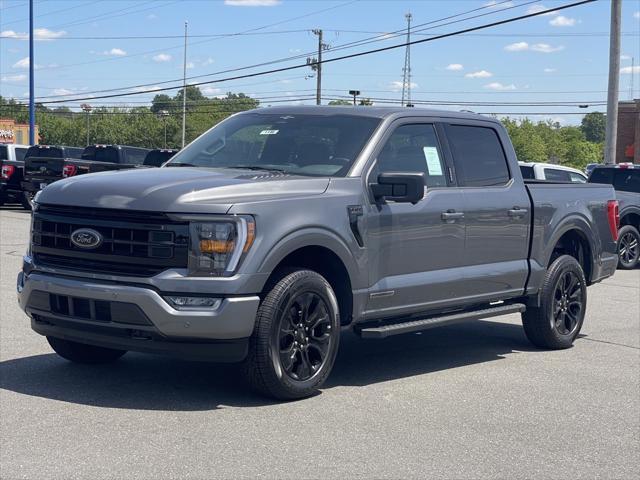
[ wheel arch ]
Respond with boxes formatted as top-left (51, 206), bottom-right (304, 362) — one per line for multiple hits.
top-left (547, 224), bottom-right (595, 284)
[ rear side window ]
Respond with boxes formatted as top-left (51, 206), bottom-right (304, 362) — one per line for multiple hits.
top-left (0, 145), bottom-right (8, 160)
top-left (613, 170), bottom-right (640, 193)
top-left (544, 168), bottom-right (571, 182)
top-left (123, 148), bottom-right (149, 165)
top-left (15, 148), bottom-right (28, 162)
top-left (589, 168), bottom-right (614, 185)
top-left (519, 165), bottom-right (534, 179)
top-left (447, 125), bottom-right (509, 187)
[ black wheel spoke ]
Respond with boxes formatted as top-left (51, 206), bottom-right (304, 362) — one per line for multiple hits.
top-left (552, 269), bottom-right (584, 336)
top-left (276, 289), bottom-right (335, 382)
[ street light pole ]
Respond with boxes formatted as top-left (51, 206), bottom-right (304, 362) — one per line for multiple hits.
top-left (349, 90), bottom-right (360, 106)
top-left (604, 0), bottom-right (621, 165)
top-left (28, 0), bottom-right (35, 145)
top-left (181, 21), bottom-right (188, 149)
top-left (159, 110), bottom-right (169, 148)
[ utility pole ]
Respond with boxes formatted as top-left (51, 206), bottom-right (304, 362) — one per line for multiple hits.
top-left (605, 0), bottom-right (621, 165)
top-left (401, 12), bottom-right (412, 107)
top-left (28, 0), bottom-right (35, 145)
top-left (181, 21), bottom-right (188, 149)
top-left (81, 104), bottom-right (92, 146)
top-left (307, 29), bottom-right (327, 105)
top-left (159, 110), bottom-right (169, 148)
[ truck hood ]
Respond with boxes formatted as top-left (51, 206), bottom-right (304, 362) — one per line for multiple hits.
top-left (36, 167), bottom-right (331, 213)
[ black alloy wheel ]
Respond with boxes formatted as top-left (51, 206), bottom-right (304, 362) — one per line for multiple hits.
top-left (277, 292), bottom-right (334, 382)
top-left (617, 225), bottom-right (640, 269)
top-left (552, 270), bottom-right (583, 336)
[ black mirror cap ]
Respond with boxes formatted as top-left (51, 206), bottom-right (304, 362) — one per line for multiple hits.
top-left (371, 172), bottom-right (425, 204)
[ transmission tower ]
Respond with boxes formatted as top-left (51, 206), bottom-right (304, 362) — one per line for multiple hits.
top-left (401, 12), bottom-right (412, 107)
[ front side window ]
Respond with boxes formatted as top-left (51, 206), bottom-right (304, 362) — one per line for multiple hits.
top-left (166, 113), bottom-right (381, 177)
top-left (569, 172), bottom-right (587, 183)
top-left (373, 123), bottom-right (447, 187)
top-left (447, 125), bottom-right (510, 187)
top-left (544, 168), bottom-right (571, 182)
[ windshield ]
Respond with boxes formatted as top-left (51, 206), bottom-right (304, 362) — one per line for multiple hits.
top-left (165, 113), bottom-right (381, 176)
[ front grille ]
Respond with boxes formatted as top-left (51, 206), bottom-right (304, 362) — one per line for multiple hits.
top-left (32, 204), bottom-right (189, 276)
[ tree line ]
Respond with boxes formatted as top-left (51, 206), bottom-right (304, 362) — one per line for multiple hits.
top-left (1, 88), bottom-right (606, 170)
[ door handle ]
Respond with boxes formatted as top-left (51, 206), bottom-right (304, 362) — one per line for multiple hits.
top-left (508, 207), bottom-right (528, 218)
top-left (441, 211), bottom-right (465, 221)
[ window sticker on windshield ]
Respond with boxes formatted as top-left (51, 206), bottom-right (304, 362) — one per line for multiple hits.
top-left (260, 129), bottom-right (279, 135)
top-left (423, 147), bottom-right (443, 175)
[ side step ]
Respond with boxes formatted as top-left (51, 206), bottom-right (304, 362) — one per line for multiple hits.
top-left (358, 303), bottom-right (526, 339)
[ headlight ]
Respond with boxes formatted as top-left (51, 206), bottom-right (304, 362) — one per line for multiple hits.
top-left (187, 216), bottom-right (255, 276)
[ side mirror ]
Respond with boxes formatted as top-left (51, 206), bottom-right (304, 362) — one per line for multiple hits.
top-left (370, 172), bottom-right (425, 204)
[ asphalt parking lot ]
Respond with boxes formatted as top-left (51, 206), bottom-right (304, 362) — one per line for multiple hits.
top-left (1, 205), bottom-right (638, 480)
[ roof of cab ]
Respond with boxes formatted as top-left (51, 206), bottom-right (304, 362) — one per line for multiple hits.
top-left (243, 105), bottom-right (501, 123)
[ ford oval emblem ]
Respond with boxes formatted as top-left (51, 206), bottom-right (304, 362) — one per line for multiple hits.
top-left (70, 228), bottom-right (103, 249)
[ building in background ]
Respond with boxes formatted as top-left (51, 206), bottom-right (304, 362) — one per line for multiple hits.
top-left (617, 100), bottom-right (640, 164)
top-left (0, 118), bottom-right (39, 145)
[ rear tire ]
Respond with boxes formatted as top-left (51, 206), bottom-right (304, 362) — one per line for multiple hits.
top-left (243, 269), bottom-right (341, 400)
top-left (47, 336), bottom-right (127, 364)
top-left (522, 255), bottom-right (587, 349)
top-left (617, 225), bottom-right (640, 270)
top-left (21, 191), bottom-right (34, 211)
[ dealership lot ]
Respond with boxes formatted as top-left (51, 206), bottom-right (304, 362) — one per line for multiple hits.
top-left (1, 206), bottom-right (638, 479)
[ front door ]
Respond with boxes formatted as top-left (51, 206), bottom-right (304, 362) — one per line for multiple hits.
top-left (363, 122), bottom-right (466, 320)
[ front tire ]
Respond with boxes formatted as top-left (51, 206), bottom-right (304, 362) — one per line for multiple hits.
top-left (617, 225), bottom-right (640, 270)
top-left (243, 269), bottom-right (341, 400)
top-left (522, 255), bottom-right (587, 349)
top-left (47, 336), bottom-right (127, 364)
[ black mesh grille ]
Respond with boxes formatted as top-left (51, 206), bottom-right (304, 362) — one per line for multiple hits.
top-left (32, 204), bottom-right (189, 276)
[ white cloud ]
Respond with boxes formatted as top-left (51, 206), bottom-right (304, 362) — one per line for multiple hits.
top-left (153, 53), bottom-right (172, 62)
top-left (53, 88), bottom-right (75, 96)
top-left (1, 28), bottom-right (67, 41)
top-left (484, 82), bottom-right (516, 91)
top-left (530, 43), bottom-right (564, 53)
top-left (224, 0), bottom-right (281, 6)
top-left (130, 85), bottom-right (163, 93)
top-left (621, 54), bottom-right (632, 61)
top-left (147, 13), bottom-right (158, 20)
top-left (621, 66), bottom-right (640, 75)
top-left (0, 74), bottom-right (27, 82)
top-left (445, 63), bottom-right (464, 71)
top-left (549, 15), bottom-right (576, 27)
top-left (526, 4), bottom-right (558, 16)
top-left (634, 11), bottom-right (639, 19)
top-left (201, 57), bottom-right (214, 66)
top-left (12, 57), bottom-right (34, 69)
top-left (544, 67), bottom-right (556, 73)
top-left (483, 1), bottom-right (514, 9)
top-left (186, 62), bottom-right (195, 69)
top-left (104, 48), bottom-right (127, 56)
top-left (202, 86), bottom-right (222, 96)
top-left (390, 80), bottom-right (418, 91)
top-left (505, 42), bottom-right (529, 52)
top-left (465, 70), bottom-right (492, 78)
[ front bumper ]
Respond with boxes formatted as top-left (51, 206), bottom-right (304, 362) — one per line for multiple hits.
top-left (17, 270), bottom-right (260, 362)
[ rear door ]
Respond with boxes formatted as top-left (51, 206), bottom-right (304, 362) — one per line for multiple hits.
top-left (444, 122), bottom-right (530, 301)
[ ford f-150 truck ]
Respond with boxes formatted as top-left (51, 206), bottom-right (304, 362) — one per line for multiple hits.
top-left (589, 163), bottom-right (640, 269)
top-left (22, 144), bottom-right (151, 209)
top-left (0, 143), bottom-right (29, 206)
top-left (17, 107), bottom-right (619, 400)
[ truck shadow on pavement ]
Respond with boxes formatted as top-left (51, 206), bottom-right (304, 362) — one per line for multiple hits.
top-left (0, 319), bottom-right (544, 410)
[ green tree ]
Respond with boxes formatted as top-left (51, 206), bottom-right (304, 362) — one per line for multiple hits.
top-left (580, 112), bottom-right (606, 143)
top-left (328, 100), bottom-right (352, 106)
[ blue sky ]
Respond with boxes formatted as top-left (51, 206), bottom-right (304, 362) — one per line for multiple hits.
top-left (1, 0), bottom-right (639, 125)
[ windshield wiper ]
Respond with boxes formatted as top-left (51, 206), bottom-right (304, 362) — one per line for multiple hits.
top-left (229, 165), bottom-right (288, 173)
top-left (165, 162), bottom-right (199, 167)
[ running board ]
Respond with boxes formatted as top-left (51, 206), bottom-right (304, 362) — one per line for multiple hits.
top-left (358, 303), bottom-right (526, 339)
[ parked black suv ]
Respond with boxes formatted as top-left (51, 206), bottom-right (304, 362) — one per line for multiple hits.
top-left (589, 163), bottom-right (640, 269)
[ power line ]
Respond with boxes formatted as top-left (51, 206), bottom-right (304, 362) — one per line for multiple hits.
top-left (27, 0), bottom-right (548, 99)
top-left (34, 0), bottom-right (598, 105)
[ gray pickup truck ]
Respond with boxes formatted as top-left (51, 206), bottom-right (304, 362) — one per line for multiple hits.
top-left (17, 107), bottom-right (619, 399)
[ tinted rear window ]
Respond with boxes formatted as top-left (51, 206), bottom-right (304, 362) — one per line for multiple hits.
top-left (447, 125), bottom-right (510, 187)
top-left (26, 146), bottom-right (63, 158)
top-left (82, 146), bottom-right (119, 163)
top-left (519, 165), bottom-right (534, 179)
top-left (0, 145), bottom-right (7, 160)
top-left (144, 150), bottom-right (176, 167)
top-left (544, 168), bottom-right (571, 182)
top-left (590, 168), bottom-right (640, 193)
